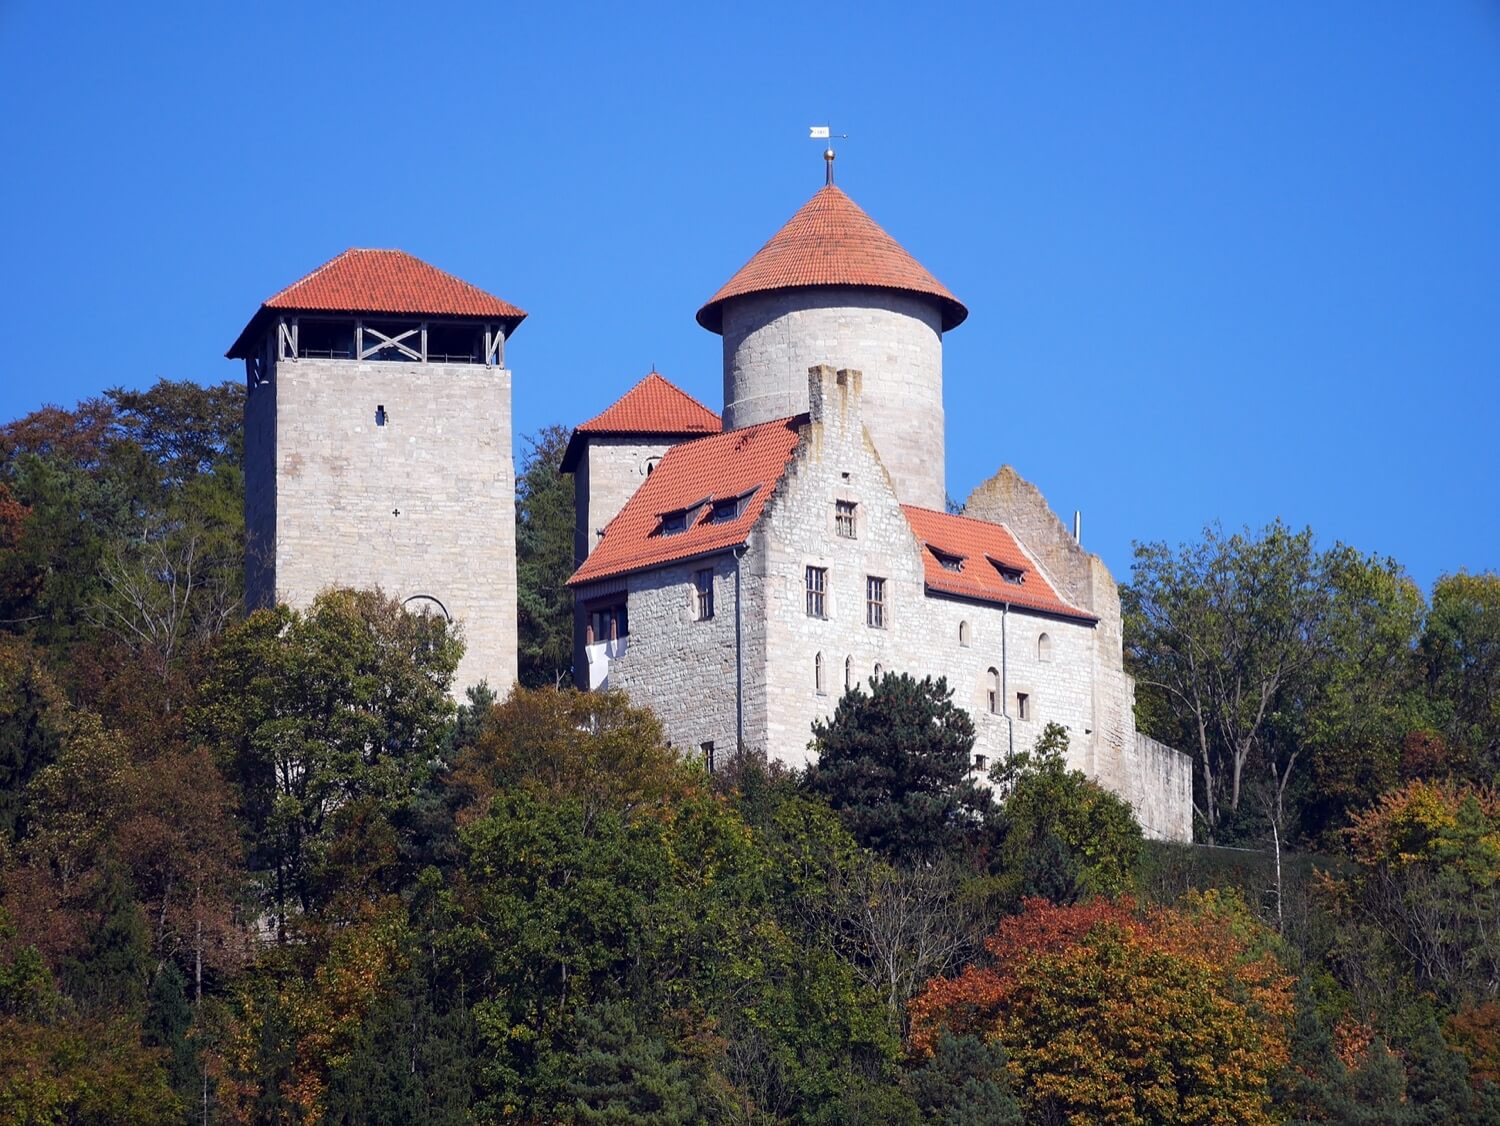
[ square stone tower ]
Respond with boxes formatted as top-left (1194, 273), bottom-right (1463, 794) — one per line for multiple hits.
top-left (227, 248), bottom-right (525, 696)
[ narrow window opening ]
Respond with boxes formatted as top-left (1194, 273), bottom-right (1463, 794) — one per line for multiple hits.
top-left (1017, 692), bottom-right (1031, 721)
top-left (701, 741), bottom-right (715, 773)
top-left (844, 656), bottom-right (853, 691)
top-left (805, 566), bottom-right (827, 618)
top-left (375, 404), bottom-right (388, 427)
top-left (865, 576), bottom-right (886, 629)
top-left (973, 753), bottom-right (988, 772)
top-left (815, 652), bottom-right (826, 695)
top-left (959, 620), bottom-right (971, 647)
top-left (987, 668), bottom-right (1000, 715)
top-left (835, 500), bottom-right (857, 539)
top-left (1038, 633), bottom-right (1052, 662)
top-left (694, 569), bottom-right (715, 621)
top-left (873, 662), bottom-right (884, 680)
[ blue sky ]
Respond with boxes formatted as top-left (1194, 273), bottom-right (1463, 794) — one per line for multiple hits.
top-left (2, 2), bottom-right (1497, 591)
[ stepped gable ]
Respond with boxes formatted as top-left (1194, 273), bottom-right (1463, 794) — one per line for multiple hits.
top-left (227, 248), bottom-right (525, 357)
top-left (696, 184), bottom-right (967, 333)
top-left (902, 505), bottom-right (1097, 623)
top-left (560, 372), bottom-right (722, 472)
top-left (568, 416), bottom-right (803, 585)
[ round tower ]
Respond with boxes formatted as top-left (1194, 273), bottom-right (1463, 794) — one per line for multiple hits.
top-left (696, 174), bottom-right (966, 512)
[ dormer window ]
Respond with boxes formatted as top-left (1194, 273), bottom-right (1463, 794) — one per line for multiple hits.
top-left (929, 546), bottom-right (964, 573)
top-left (661, 511), bottom-right (689, 535)
top-left (711, 497), bottom-right (739, 523)
top-left (988, 556), bottom-right (1026, 585)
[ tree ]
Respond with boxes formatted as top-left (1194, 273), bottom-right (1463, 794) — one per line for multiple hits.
top-left (904, 1032), bottom-right (1022, 1126)
top-left (806, 673), bottom-right (994, 861)
top-left (1124, 521), bottom-right (1418, 843)
top-left (909, 894), bottom-right (1294, 1126)
top-left (990, 721), bottom-right (1143, 904)
top-left (194, 589), bottom-right (461, 929)
top-left (1421, 572), bottom-right (1500, 782)
top-left (516, 424), bottom-right (576, 688)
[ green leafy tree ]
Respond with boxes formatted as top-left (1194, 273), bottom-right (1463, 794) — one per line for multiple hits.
top-left (516, 424), bottom-right (576, 688)
top-left (1422, 572), bottom-right (1500, 782)
top-left (806, 673), bottom-right (993, 861)
top-left (991, 721), bottom-right (1143, 904)
top-left (194, 589), bottom-right (461, 929)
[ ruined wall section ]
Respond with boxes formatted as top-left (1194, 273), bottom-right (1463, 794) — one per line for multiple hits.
top-left (268, 356), bottom-right (518, 696)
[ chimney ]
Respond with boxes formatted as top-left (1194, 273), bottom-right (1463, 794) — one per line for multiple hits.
top-left (807, 364), bottom-right (863, 434)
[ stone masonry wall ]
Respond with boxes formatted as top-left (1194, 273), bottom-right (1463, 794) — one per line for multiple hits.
top-left (720, 288), bottom-right (946, 511)
top-left (267, 356), bottom-right (518, 696)
top-left (1133, 732), bottom-right (1195, 841)
top-left (591, 552), bottom-right (765, 764)
top-left (965, 465), bottom-right (1191, 841)
top-left (752, 366), bottom-right (1101, 773)
top-left (572, 436), bottom-right (687, 684)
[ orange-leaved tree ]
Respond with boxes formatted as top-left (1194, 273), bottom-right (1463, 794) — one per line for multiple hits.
top-left (909, 892), bottom-right (1293, 1126)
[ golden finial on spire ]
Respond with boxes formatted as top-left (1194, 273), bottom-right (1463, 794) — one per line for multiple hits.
top-left (809, 125), bottom-right (847, 186)
top-left (824, 147), bottom-right (836, 185)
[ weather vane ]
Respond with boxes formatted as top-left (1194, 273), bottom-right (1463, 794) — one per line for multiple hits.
top-left (809, 125), bottom-right (848, 185)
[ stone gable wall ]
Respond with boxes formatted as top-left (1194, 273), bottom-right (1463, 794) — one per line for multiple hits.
top-left (265, 356), bottom-right (518, 696)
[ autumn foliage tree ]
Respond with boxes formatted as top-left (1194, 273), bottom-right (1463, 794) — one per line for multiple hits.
top-left (910, 893), bottom-right (1294, 1125)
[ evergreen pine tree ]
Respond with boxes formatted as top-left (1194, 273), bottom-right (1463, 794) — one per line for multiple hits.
top-left (143, 962), bottom-right (199, 1106)
top-left (905, 1032), bottom-right (1022, 1126)
top-left (61, 863), bottom-right (150, 1014)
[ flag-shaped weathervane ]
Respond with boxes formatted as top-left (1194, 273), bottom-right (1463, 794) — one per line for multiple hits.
top-left (809, 125), bottom-right (831, 139)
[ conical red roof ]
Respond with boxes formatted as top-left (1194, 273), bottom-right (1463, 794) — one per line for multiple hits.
top-left (697, 185), bottom-right (967, 333)
top-left (227, 248), bottom-right (525, 357)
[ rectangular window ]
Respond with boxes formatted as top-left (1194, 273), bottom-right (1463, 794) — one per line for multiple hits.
top-left (835, 500), bottom-right (857, 539)
top-left (710, 497), bottom-right (739, 523)
top-left (694, 568), bottom-right (714, 621)
top-left (701, 741), bottom-right (715, 773)
top-left (1016, 692), bottom-right (1031, 721)
top-left (805, 566), bottom-right (827, 618)
top-left (973, 754), bottom-right (987, 772)
top-left (588, 602), bottom-right (628, 643)
top-left (866, 576), bottom-right (886, 629)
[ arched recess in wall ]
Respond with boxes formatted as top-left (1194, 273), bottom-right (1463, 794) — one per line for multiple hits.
top-left (844, 656), bottom-right (853, 691)
top-left (402, 594), bottom-right (452, 622)
top-left (959, 620), bottom-right (971, 647)
top-left (1038, 632), bottom-right (1052, 662)
top-left (815, 652), bottom-right (826, 695)
top-left (986, 667), bottom-right (1000, 714)
top-left (873, 662), bottom-right (884, 681)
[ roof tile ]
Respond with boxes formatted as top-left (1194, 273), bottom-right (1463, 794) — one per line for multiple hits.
top-left (697, 185), bottom-right (967, 332)
top-left (568, 416), bottom-right (802, 586)
top-left (902, 506), bottom-right (1096, 622)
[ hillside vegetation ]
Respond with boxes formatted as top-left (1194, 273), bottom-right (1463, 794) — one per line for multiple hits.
top-left (1, 379), bottom-right (1497, 1123)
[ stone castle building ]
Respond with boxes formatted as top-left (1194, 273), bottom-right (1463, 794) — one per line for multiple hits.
top-left (230, 165), bottom-right (1192, 841)
top-left (564, 171), bottom-right (1193, 841)
top-left (229, 249), bottom-right (524, 695)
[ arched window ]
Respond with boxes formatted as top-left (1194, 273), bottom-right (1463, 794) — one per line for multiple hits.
top-left (815, 652), bottom-right (826, 695)
top-left (987, 668), bottom-right (1000, 714)
top-left (873, 662), bottom-right (884, 681)
top-left (844, 656), bottom-right (853, 691)
top-left (1038, 632), bottom-right (1052, 663)
top-left (959, 620), bottom-right (971, 647)
top-left (401, 594), bottom-right (452, 622)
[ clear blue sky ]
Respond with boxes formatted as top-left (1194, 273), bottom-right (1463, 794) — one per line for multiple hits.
top-left (3, 2), bottom-right (1497, 591)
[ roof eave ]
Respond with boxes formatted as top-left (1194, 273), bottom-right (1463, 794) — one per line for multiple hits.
top-left (226, 305), bottom-right (527, 361)
top-left (695, 283), bottom-right (967, 335)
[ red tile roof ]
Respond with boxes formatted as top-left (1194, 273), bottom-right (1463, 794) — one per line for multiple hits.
top-left (902, 506), bottom-right (1097, 623)
top-left (561, 372), bottom-right (722, 472)
top-left (697, 185), bottom-right (968, 333)
top-left (227, 248), bottom-right (525, 357)
top-left (568, 416), bottom-right (803, 586)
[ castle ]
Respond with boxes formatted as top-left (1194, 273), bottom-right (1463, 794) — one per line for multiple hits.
top-left (230, 161), bottom-right (1193, 842)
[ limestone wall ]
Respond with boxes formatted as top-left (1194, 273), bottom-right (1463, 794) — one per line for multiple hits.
top-left (720, 288), bottom-right (946, 511)
top-left (750, 367), bottom-right (1101, 772)
top-left (1131, 732), bottom-right (1195, 841)
top-left (264, 356), bottom-right (518, 696)
top-left (586, 552), bottom-right (765, 763)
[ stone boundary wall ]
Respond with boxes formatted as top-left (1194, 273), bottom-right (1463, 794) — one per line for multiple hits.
top-left (1131, 732), bottom-right (1194, 842)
